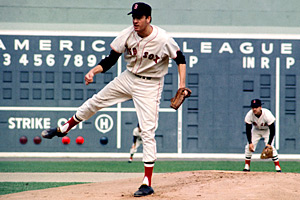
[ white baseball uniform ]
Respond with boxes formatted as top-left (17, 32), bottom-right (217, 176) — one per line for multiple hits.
top-left (76, 25), bottom-right (180, 162)
top-left (130, 127), bottom-right (143, 155)
top-left (244, 108), bottom-right (278, 159)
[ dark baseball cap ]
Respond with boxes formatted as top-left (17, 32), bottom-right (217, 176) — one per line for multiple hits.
top-left (128, 2), bottom-right (152, 16)
top-left (250, 99), bottom-right (263, 108)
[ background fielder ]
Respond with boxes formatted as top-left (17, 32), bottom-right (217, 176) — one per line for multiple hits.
top-left (128, 123), bottom-right (142, 163)
top-left (243, 99), bottom-right (281, 172)
top-left (41, 2), bottom-right (188, 197)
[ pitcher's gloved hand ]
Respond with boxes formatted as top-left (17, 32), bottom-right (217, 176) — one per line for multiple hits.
top-left (170, 88), bottom-right (192, 110)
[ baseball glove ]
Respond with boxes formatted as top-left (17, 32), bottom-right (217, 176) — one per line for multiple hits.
top-left (170, 87), bottom-right (192, 110)
top-left (260, 146), bottom-right (273, 159)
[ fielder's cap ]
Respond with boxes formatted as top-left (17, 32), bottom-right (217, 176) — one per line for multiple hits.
top-left (250, 99), bottom-right (263, 108)
top-left (128, 2), bottom-right (152, 16)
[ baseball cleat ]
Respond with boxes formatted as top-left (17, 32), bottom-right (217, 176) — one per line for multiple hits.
top-left (128, 158), bottom-right (133, 163)
top-left (41, 128), bottom-right (66, 139)
top-left (133, 184), bottom-right (154, 197)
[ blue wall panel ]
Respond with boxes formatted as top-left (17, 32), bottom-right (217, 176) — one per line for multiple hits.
top-left (177, 37), bottom-right (299, 153)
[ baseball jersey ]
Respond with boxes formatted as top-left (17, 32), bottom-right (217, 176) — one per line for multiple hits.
top-left (110, 25), bottom-right (180, 78)
top-left (133, 127), bottom-right (142, 138)
top-left (245, 108), bottom-right (275, 130)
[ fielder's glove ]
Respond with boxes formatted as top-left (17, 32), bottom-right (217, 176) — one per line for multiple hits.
top-left (260, 146), bottom-right (273, 159)
top-left (170, 87), bottom-right (192, 110)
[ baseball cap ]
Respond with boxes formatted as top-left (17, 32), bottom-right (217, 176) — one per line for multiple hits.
top-left (250, 99), bottom-right (263, 108)
top-left (128, 2), bottom-right (152, 16)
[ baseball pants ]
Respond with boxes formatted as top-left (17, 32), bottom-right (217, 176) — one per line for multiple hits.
top-left (245, 129), bottom-right (279, 160)
top-left (76, 69), bottom-right (164, 162)
top-left (130, 137), bottom-right (143, 154)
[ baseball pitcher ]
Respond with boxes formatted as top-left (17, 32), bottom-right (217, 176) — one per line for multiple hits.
top-left (41, 2), bottom-right (190, 197)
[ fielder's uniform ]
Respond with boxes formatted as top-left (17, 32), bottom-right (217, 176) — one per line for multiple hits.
top-left (130, 127), bottom-right (143, 155)
top-left (244, 108), bottom-right (279, 161)
top-left (76, 25), bottom-right (180, 162)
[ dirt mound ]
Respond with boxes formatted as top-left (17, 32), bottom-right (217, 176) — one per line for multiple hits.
top-left (2, 170), bottom-right (299, 200)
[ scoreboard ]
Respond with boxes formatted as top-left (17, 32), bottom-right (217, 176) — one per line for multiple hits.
top-left (0, 31), bottom-right (300, 154)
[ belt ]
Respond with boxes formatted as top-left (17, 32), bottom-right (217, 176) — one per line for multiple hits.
top-left (134, 74), bottom-right (152, 80)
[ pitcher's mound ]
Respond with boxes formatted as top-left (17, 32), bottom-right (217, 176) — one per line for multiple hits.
top-left (2, 170), bottom-right (300, 200)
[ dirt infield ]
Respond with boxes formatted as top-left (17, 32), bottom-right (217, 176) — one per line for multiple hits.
top-left (1, 170), bottom-right (300, 200)
top-left (0, 172), bottom-right (143, 183)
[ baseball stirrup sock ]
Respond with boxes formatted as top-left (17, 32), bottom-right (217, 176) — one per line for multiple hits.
top-left (143, 162), bottom-right (154, 186)
top-left (272, 155), bottom-right (279, 162)
top-left (274, 161), bottom-right (280, 166)
top-left (245, 160), bottom-right (251, 165)
top-left (60, 115), bottom-right (81, 133)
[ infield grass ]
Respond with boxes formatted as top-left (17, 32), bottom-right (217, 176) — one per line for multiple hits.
top-left (0, 160), bottom-right (299, 195)
top-left (0, 182), bottom-right (85, 196)
top-left (1, 160), bottom-right (300, 173)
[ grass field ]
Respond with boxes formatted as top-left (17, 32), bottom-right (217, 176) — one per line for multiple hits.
top-left (0, 160), bottom-right (299, 195)
top-left (0, 182), bottom-right (85, 196)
